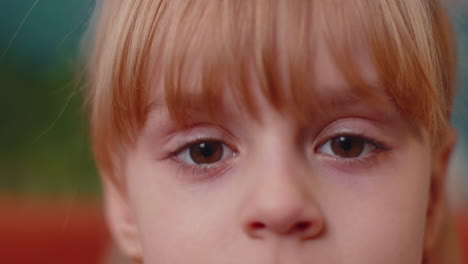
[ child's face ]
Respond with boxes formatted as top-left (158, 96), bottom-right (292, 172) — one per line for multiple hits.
top-left (106, 40), bottom-right (450, 264)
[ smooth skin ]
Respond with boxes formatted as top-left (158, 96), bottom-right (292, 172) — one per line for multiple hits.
top-left (103, 40), bottom-right (455, 264)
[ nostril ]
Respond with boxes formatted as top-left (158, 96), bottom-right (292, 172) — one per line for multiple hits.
top-left (245, 222), bottom-right (267, 239)
top-left (295, 221), bottom-right (311, 231)
top-left (251, 222), bottom-right (266, 229)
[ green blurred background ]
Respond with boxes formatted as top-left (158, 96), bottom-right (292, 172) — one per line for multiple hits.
top-left (0, 0), bottom-right (467, 198)
top-left (0, 0), bottom-right (98, 195)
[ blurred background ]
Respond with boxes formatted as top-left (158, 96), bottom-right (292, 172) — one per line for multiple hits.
top-left (0, 0), bottom-right (467, 264)
top-left (0, 1), bottom-right (108, 264)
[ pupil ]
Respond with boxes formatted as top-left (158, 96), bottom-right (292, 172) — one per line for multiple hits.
top-left (199, 143), bottom-right (214, 157)
top-left (338, 137), bottom-right (353, 151)
top-left (190, 141), bottom-right (223, 164)
top-left (331, 136), bottom-right (365, 158)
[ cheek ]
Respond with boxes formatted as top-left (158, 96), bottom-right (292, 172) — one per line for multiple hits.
top-left (321, 145), bottom-right (432, 262)
top-left (125, 149), bottom-right (239, 263)
top-left (123, 131), bottom-right (433, 263)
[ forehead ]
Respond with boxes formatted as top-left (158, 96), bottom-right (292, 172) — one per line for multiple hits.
top-left (147, 42), bottom-right (391, 133)
top-left (105, 0), bottom-right (449, 147)
top-left (147, 0), bottom-right (388, 124)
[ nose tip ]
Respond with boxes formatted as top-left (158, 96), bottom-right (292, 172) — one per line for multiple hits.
top-left (240, 139), bottom-right (325, 241)
top-left (246, 218), bottom-right (323, 240)
top-left (244, 204), bottom-right (324, 240)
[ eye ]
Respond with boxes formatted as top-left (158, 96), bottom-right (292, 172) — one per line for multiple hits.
top-left (176, 140), bottom-right (236, 165)
top-left (318, 135), bottom-right (377, 158)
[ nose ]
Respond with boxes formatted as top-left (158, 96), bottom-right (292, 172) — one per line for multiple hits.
top-left (241, 162), bottom-right (325, 240)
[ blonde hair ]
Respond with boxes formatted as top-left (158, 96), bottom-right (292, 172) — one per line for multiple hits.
top-left (85, 0), bottom-right (456, 179)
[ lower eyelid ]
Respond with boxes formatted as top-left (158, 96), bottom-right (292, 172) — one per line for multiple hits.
top-left (175, 142), bottom-right (236, 164)
top-left (314, 135), bottom-right (391, 170)
top-left (317, 150), bottom-right (391, 171)
top-left (171, 154), bottom-right (236, 181)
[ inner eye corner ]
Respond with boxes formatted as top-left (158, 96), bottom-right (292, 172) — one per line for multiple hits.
top-left (313, 144), bottom-right (322, 154)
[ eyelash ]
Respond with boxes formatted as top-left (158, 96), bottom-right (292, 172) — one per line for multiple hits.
top-left (162, 133), bottom-right (391, 179)
top-left (315, 133), bottom-right (391, 168)
top-left (163, 138), bottom-right (237, 180)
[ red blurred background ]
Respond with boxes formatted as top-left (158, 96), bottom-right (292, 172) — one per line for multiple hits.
top-left (0, 0), bottom-right (467, 263)
top-left (0, 197), bottom-right (109, 264)
top-left (0, 197), bottom-right (467, 264)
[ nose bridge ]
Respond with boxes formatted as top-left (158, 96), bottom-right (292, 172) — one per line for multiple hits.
top-left (241, 131), bottom-right (324, 239)
top-left (252, 165), bottom-right (310, 232)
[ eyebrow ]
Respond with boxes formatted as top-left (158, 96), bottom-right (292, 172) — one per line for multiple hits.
top-left (321, 92), bottom-right (363, 109)
top-left (145, 84), bottom-right (394, 125)
top-left (146, 95), bottom-right (165, 114)
top-left (316, 86), bottom-right (395, 120)
top-left (145, 92), bottom-right (237, 127)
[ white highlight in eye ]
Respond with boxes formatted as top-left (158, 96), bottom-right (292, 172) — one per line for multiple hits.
top-left (318, 137), bottom-right (376, 158)
top-left (176, 142), bottom-right (236, 165)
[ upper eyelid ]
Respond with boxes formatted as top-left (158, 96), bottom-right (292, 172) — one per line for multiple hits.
top-left (314, 133), bottom-right (390, 153)
top-left (313, 118), bottom-right (385, 138)
top-left (162, 123), bottom-right (230, 142)
top-left (168, 136), bottom-right (239, 159)
top-left (171, 138), bottom-right (238, 159)
top-left (170, 137), bottom-right (222, 155)
top-left (164, 125), bottom-right (232, 146)
top-left (164, 120), bottom-right (389, 153)
top-left (313, 120), bottom-right (390, 147)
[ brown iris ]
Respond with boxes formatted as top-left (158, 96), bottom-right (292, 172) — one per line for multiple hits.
top-left (330, 136), bottom-right (365, 158)
top-left (189, 141), bottom-right (224, 164)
